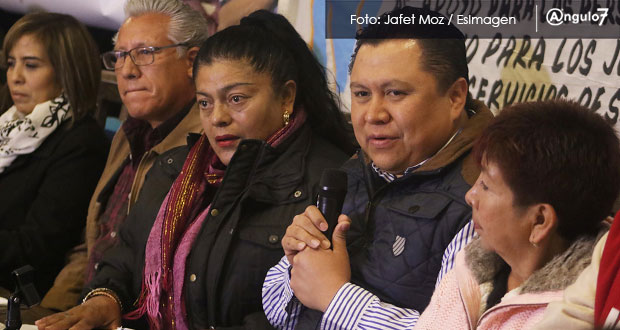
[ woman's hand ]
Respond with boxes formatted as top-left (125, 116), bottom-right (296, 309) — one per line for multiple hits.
top-left (281, 205), bottom-right (333, 265)
top-left (35, 295), bottom-right (121, 330)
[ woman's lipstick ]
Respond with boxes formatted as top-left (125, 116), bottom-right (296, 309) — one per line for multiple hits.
top-left (215, 134), bottom-right (240, 147)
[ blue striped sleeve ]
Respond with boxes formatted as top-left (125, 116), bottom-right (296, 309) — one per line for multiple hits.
top-left (435, 219), bottom-right (476, 287)
top-left (262, 256), bottom-right (302, 329)
top-left (264, 221), bottom-right (476, 330)
top-left (316, 220), bottom-right (475, 330)
top-left (321, 283), bottom-right (420, 330)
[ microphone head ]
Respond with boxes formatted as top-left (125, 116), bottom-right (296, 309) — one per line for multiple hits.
top-left (319, 168), bottom-right (347, 190)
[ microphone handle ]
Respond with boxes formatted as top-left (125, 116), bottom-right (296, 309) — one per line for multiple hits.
top-left (317, 195), bottom-right (345, 245)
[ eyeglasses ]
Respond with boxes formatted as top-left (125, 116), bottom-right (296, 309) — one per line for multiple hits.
top-left (101, 43), bottom-right (188, 70)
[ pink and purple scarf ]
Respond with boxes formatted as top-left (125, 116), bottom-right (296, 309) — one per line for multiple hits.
top-left (126, 109), bottom-right (306, 329)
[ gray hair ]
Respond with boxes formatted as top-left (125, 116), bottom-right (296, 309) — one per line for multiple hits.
top-left (114, 0), bottom-right (209, 56)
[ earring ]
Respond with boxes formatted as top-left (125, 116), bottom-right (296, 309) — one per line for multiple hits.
top-left (531, 241), bottom-right (538, 248)
top-left (283, 111), bottom-right (290, 126)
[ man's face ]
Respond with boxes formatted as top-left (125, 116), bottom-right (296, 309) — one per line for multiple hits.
top-left (350, 39), bottom-right (463, 174)
top-left (115, 13), bottom-right (195, 127)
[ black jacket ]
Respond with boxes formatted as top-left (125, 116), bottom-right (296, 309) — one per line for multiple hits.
top-left (88, 125), bottom-right (350, 329)
top-left (0, 116), bottom-right (108, 294)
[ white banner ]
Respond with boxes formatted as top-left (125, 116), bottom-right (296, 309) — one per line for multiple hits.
top-left (468, 37), bottom-right (620, 130)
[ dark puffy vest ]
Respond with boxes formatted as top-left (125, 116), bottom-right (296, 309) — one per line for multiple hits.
top-left (344, 153), bottom-right (473, 312)
top-left (296, 151), bottom-right (474, 329)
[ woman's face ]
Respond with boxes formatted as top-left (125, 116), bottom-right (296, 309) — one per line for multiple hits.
top-left (465, 158), bottom-right (533, 259)
top-left (195, 59), bottom-right (295, 165)
top-left (6, 34), bottom-right (62, 114)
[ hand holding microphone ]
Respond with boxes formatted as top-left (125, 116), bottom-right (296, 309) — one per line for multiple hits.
top-left (287, 169), bottom-right (351, 311)
top-left (315, 169), bottom-right (348, 246)
top-left (282, 169), bottom-right (347, 264)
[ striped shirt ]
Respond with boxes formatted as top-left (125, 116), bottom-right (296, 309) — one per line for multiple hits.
top-left (262, 222), bottom-right (476, 330)
top-left (262, 132), bottom-right (474, 329)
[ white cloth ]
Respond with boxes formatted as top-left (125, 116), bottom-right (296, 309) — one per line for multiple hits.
top-left (0, 95), bottom-right (70, 173)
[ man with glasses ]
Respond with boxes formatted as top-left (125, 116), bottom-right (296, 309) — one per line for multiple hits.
top-left (102, 43), bottom-right (189, 70)
top-left (39, 0), bottom-right (207, 315)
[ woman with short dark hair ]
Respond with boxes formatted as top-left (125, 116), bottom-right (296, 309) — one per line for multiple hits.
top-left (415, 99), bottom-right (620, 330)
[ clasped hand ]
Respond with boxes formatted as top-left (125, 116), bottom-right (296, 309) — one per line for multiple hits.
top-left (282, 205), bottom-right (352, 312)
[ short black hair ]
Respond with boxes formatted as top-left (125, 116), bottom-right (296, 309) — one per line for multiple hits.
top-left (349, 6), bottom-right (472, 107)
top-left (474, 99), bottom-right (620, 241)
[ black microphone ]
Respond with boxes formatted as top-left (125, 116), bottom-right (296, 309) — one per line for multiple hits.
top-left (316, 169), bottom-right (348, 245)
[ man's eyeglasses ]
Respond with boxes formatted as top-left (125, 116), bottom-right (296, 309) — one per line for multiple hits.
top-left (101, 43), bottom-right (188, 70)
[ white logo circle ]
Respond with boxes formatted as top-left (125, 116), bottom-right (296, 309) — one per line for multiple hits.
top-left (546, 8), bottom-right (564, 26)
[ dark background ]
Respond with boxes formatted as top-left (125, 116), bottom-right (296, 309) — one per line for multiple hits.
top-left (0, 9), bottom-right (117, 55)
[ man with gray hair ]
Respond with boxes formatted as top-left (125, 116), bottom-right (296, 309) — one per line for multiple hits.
top-left (38, 0), bottom-right (207, 317)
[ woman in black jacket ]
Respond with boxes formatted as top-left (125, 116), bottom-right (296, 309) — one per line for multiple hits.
top-left (38, 9), bottom-right (353, 330)
top-left (0, 13), bottom-right (107, 295)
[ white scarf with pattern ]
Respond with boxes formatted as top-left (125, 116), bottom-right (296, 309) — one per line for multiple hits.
top-left (0, 94), bottom-right (70, 173)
